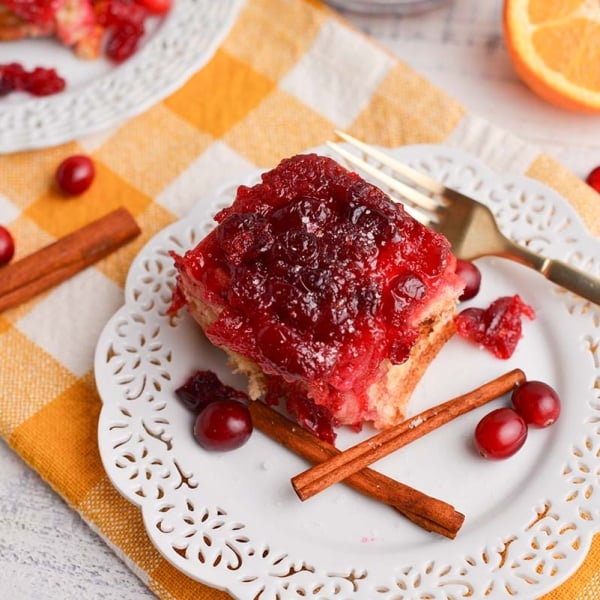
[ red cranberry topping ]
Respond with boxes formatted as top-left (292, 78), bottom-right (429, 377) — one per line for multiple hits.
top-left (105, 22), bottom-right (145, 63)
top-left (585, 165), bottom-right (600, 193)
top-left (172, 154), bottom-right (462, 441)
top-left (0, 63), bottom-right (65, 97)
top-left (455, 259), bottom-right (481, 301)
top-left (0, 225), bottom-right (15, 266)
top-left (96, 0), bottom-right (149, 63)
top-left (55, 155), bottom-right (95, 195)
top-left (1, 0), bottom-right (62, 26)
top-left (455, 294), bottom-right (535, 359)
top-left (285, 387), bottom-right (338, 445)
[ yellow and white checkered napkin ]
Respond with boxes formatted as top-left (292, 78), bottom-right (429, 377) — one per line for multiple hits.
top-left (0, 0), bottom-right (599, 598)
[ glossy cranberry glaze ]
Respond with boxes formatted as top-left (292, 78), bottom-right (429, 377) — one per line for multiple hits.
top-left (172, 155), bottom-right (461, 440)
top-left (455, 294), bottom-right (535, 359)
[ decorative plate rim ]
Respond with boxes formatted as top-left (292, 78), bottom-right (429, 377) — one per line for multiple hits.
top-left (0, 0), bottom-right (244, 153)
top-left (95, 144), bottom-right (600, 599)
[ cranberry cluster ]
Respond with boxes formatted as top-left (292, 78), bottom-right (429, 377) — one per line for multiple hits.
top-left (0, 63), bottom-right (65, 97)
top-left (95, 0), bottom-right (171, 63)
top-left (474, 381), bottom-right (561, 460)
top-left (1, 0), bottom-right (59, 26)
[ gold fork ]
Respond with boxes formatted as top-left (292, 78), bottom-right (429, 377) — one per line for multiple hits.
top-left (328, 131), bottom-right (600, 306)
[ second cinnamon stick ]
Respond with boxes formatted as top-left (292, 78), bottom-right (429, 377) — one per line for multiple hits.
top-left (292, 369), bottom-right (526, 503)
top-left (0, 207), bottom-right (141, 313)
top-left (249, 400), bottom-right (465, 538)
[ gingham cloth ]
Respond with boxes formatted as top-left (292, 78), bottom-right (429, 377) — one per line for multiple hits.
top-left (0, 1), bottom-right (599, 598)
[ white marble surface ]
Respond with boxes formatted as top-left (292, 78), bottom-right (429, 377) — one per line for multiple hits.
top-left (1, 1), bottom-right (599, 598)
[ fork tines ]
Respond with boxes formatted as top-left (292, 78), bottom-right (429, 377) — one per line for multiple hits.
top-left (327, 131), bottom-right (446, 226)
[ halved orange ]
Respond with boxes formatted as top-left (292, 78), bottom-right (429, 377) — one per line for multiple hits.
top-left (503, 0), bottom-right (600, 112)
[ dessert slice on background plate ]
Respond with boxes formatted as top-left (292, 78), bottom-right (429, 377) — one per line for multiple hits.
top-left (171, 153), bottom-right (464, 442)
top-left (0, 0), bottom-right (102, 57)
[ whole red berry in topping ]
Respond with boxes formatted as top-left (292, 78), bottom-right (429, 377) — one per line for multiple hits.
top-left (474, 407), bottom-right (528, 459)
top-left (512, 380), bottom-right (560, 427)
top-left (56, 155), bottom-right (95, 195)
top-left (585, 165), bottom-right (600, 193)
top-left (193, 399), bottom-right (253, 451)
top-left (455, 259), bottom-right (481, 301)
top-left (0, 225), bottom-right (15, 266)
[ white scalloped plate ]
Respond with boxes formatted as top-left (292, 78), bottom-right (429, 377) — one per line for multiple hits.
top-left (0, 0), bottom-right (244, 153)
top-left (95, 145), bottom-right (600, 600)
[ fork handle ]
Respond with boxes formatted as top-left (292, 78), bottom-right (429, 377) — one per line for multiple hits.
top-left (541, 259), bottom-right (600, 305)
top-left (503, 241), bottom-right (600, 305)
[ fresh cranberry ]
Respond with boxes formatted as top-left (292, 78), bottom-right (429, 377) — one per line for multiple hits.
top-left (55, 155), bottom-right (95, 195)
top-left (474, 407), bottom-right (528, 459)
top-left (193, 399), bottom-right (253, 451)
top-left (175, 370), bottom-right (248, 412)
top-left (512, 381), bottom-right (560, 427)
top-left (585, 165), bottom-right (600, 193)
top-left (0, 225), bottom-right (15, 266)
top-left (455, 295), bottom-right (535, 359)
top-left (455, 259), bottom-right (481, 301)
top-left (135, 0), bottom-right (172, 14)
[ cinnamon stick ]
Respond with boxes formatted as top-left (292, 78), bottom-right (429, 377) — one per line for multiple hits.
top-left (292, 369), bottom-right (526, 503)
top-left (249, 400), bottom-right (465, 539)
top-left (0, 208), bottom-right (141, 313)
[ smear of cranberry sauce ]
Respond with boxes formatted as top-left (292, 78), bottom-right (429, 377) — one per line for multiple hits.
top-left (455, 294), bottom-right (535, 359)
top-left (177, 155), bottom-right (454, 388)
